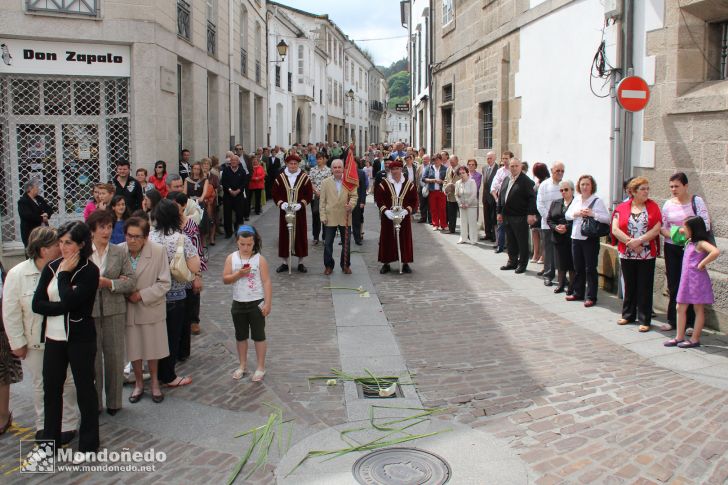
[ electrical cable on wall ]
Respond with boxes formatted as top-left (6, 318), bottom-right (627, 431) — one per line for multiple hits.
top-left (589, 20), bottom-right (619, 98)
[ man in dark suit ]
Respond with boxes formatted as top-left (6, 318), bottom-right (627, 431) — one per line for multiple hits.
top-left (481, 151), bottom-right (498, 241)
top-left (352, 164), bottom-right (368, 245)
top-left (497, 158), bottom-right (537, 273)
top-left (265, 146), bottom-right (283, 200)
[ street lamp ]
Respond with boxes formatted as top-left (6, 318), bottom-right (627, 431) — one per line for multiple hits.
top-left (270, 40), bottom-right (288, 63)
top-left (344, 89), bottom-right (355, 146)
top-left (276, 40), bottom-right (288, 60)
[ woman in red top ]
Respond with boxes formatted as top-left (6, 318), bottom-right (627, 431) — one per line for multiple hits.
top-left (611, 176), bottom-right (662, 332)
top-left (148, 161), bottom-right (168, 198)
top-left (249, 155), bottom-right (266, 215)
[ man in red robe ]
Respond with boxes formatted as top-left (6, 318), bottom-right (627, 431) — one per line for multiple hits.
top-left (272, 153), bottom-right (314, 273)
top-left (374, 159), bottom-right (418, 274)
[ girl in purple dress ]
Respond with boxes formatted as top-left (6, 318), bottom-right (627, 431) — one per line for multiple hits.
top-left (664, 216), bottom-right (720, 348)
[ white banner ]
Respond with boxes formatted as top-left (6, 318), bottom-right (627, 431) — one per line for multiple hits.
top-left (0, 39), bottom-right (130, 77)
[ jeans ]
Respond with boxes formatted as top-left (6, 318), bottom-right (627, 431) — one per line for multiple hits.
top-left (323, 225), bottom-right (351, 269)
top-left (572, 238), bottom-right (600, 302)
top-left (496, 222), bottom-right (506, 250)
top-left (158, 299), bottom-right (187, 384)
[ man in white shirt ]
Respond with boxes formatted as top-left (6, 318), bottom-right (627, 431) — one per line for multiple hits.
top-left (537, 161), bottom-right (565, 286)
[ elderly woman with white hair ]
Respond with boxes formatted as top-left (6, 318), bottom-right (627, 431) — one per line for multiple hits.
top-left (547, 180), bottom-right (576, 294)
top-left (17, 179), bottom-right (54, 247)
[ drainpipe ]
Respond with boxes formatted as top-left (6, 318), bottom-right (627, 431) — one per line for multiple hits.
top-left (228, 0), bottom-right (235, 150)
top-left (428, 4), bottom-right (435, 154)
top-left (610, 15), bottom-right (623, 209)
top-left (621, 0), bottom-right (635, 197)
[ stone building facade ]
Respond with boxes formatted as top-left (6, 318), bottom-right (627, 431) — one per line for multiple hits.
top-left (0, 0), bottom-right (268, 254)
top-left (420, 0), bottom-right (728, 330)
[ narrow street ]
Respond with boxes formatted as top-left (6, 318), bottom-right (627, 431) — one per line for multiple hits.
top-left (3, 199), bottom-right (728, 484)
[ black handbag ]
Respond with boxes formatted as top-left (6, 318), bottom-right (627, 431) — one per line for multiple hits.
top-left (580, 198), bottom-right (610, 238)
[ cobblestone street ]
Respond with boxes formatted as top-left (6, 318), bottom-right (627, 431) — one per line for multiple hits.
top-left (2, 199), bottom-right (728, 484)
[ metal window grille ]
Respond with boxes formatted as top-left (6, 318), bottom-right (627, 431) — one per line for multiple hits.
top-left (721, 22), bottom-right (728, 80)
top-left (240, 48), bottom-right (248, 77)
top-left (443, 84), bottom-right (453, 102)
top-left (207, 21), bottom-right (217, 56)
top-left (255, 61), bottom-right (261, 84)
top-left (0, 75), bottom-right (130, 244)
top-left (288, 73), bottom-right (292, 92)
top-left (275, 66), bottom-right (281, 88)
top-left (177, 0), bottom-right (191, 41)
top-left (442, 107), bottom-right (452, 148)
top-left (26, 0), bottom-right (98, 16)
top-left (479, 101), bottom-right (493, 149)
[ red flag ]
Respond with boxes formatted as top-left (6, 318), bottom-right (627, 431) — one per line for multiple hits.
top-left (342, 147), bottom-right (359, 193)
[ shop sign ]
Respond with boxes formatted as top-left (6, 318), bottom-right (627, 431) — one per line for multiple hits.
top-left (0, 39), bottom-right (130, 77)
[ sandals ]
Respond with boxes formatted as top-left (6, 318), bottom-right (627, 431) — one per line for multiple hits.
top-left (617, 318), bottom-right (632, 325)
top-left (232, 368), bottom-right (248, 380)
top-left (128, 389), bottom-right (144, 403)
top-left (663, 338), bottom-right (685, 347)
top-left (0, 412), bottom-right (12, 435)
top-left (152, 392), bottom-right (164, 403)
top-left (638, 325), bottom-right (651, 333)
top-left (659, 323), bottom-right (673, 332)
top-left (164, 376), bottom-right (192, 388)
top-left (677, 340), bottom-right (700, 348)
top-left (252, 370), bottom-right (266, 382)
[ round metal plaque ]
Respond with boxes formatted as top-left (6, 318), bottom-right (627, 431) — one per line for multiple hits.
top-left (352, 447), bottom-right (451, 485)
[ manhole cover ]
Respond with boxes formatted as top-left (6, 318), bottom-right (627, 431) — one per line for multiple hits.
top-left (352, 447), bottom-right (451, 485)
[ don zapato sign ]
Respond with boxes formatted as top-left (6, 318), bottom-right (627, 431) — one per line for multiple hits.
top-left (0, 38), bottom-right (130, 77)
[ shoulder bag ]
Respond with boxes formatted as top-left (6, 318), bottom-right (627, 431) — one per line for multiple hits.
top-left (581, 198), bottom-right (611, 238)
top-left (170, 233), bottom-right (195, 283)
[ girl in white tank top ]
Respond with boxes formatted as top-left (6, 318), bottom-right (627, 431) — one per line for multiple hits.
top-left (223, 225), bottom-right (272, 382)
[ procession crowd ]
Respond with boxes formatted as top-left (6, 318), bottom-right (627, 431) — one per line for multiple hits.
top-left (0, 139), bottom-right (720, 460)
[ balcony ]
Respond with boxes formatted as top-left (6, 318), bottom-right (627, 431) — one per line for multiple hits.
top-left (370, 100), bottom-right (385, 112)
top-left (240, 48), bottom-right (248, 77)
top-left (177, 0), bottom-right (191, 41)
top-left (207, 21), bottom-right (217, 56)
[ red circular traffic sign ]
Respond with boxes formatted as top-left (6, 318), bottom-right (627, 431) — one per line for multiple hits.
top-left (617, 76), bottom-right (650, 112)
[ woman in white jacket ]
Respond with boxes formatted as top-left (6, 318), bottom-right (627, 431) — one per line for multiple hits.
top-left (455, 166), bottom-right (479, 244)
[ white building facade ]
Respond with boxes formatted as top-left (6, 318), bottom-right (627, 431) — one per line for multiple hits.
top-left (386, 110), bottom-right (411, 145)
top-left (402, 0), bottom-right (433, 153)
top-left (368, 68), bottom-right (388, 144)
top-left (0, 0), bottom-right (267, 252)
top-left (266, 4), bottom-right (328, 147)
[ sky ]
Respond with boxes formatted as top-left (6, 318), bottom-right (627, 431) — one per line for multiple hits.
top-left (273, 0), bottom-right (408, 67)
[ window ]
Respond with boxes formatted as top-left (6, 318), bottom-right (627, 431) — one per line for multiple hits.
top-left (255, 23), bottom-right (262, 84)
top-left (339, 44), bottom-right (343, 66)
top-left (442, 0), bottom-right (454, 25)
top-left (240, 7), bottom-right (248, 76)
top-left (345, 58), bottom-right (349, 80)
top-left (417, 32), bottom-right (422, 93)
top-left (298, 45), bottom-right (304, 81)
top-left (442, 107), bottom-right (453, 148)
top-left (275, 66), bottom-right (281, 88)
top-left (177, 0), bottom-right (192, 40)
top-left (443, 83), bottom-right (453, 102)
top-left (479, 102), bottom-right (493, 149)
top-left (320, 89), bottom-right (323, 104)
top-left (206, 0), bottom-right (216, 55)
top-left (359, 68), bottom-right (363, 87)
top-left (27, 0), bottom-right (98, 15)
top-left (351, 63), bottom-right (355, 83)
top-left (288, 73), bottom-right (292, 91)
top-left (328, 78), bottom-right (332, 103)
top-left (720, 21), bottom-right (728, 80)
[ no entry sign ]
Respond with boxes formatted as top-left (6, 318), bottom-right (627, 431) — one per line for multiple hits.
top-left (617, 76), bottom-right (650, 112)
